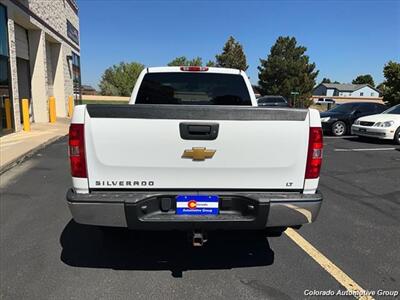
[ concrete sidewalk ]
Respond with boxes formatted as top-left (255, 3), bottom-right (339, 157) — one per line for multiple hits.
top-left (0, 118), bottom-right (70, 173)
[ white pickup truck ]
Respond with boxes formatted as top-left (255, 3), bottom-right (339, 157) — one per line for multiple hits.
top-left (67, 66), bottom-right (323, 244)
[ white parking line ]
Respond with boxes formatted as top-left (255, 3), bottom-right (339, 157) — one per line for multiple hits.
top-left (334, 148), bottom-right (396, 152)
top-left (285, 228), bottom-right (374, 300)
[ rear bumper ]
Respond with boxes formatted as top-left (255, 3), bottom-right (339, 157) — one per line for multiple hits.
top-left (66, 189), bottom-right (323, 230)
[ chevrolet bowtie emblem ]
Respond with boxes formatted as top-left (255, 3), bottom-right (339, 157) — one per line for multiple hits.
top-left (182, 147), bottom-right (216, 161)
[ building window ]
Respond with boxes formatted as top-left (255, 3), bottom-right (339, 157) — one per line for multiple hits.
top-left (71, 52), bottom-right (81, 101)
top-left (371, 92), bottom-right (374, 96)
top-left (360, 92), bottom-right (364, 96)
top-left (67, 20), bottom-right (79, 45)
top-left (0, 5), bottom-right (7, 56)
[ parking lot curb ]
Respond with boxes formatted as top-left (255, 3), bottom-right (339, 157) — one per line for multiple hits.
top-left (0, 135), bottom-right (67, 175)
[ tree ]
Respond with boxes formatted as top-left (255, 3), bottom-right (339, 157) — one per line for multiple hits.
top-left (215, 36), bottom-right (248, 71)
top-left (352, 74), bottom-right (375, 87)
top-left (167, 56), bottom-right (202, 66)
top-left (382, 61), bottom-right (400, 106)
top-left (167, 56), bottom-right (188, 66)
top-left (320, 78), bottom-right (341, 84)
top-left (258, 36), bottom-right (318, 107)
top-left (206, 60), bottom-right (216, 67)
top-left (99, 62), bottom-right (144, 96)
top-left (321, 78), bottom-right (331, 83)
top-left (376, 82), bottom-right (386, 95)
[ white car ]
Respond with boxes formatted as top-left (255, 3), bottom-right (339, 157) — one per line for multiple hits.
top-left (351, 104), bottom-right (400, 144)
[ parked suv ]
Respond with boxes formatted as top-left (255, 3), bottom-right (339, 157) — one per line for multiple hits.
top-left (320, 102), bottom-right (386, 136)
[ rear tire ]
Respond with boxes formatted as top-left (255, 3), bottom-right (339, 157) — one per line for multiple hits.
top-left (331, 121), bottom-right (346, 136)
top-left (394, 127), bottom-right (400, 145)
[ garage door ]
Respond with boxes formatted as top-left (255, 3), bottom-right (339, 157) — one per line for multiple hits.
top-left (15, 24), bottom-right (29, 60)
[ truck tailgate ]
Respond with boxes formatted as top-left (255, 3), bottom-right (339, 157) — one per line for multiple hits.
top-left (84, 105), bottom-right (309, 190)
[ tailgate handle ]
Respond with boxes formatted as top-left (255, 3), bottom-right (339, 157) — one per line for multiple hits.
top-left (188, 125), bottom-right (211, 134)
top-left (180, 123), bottom-right (219, 140)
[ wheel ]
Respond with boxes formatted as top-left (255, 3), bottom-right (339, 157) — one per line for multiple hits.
top-left (331, 121), bottom-right (346, 136)
top-left (394, 127), bottom-right (400, 145)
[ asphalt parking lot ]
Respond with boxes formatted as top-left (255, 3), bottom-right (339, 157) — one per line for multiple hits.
top-left (0, 136), bottom-right (399, 300)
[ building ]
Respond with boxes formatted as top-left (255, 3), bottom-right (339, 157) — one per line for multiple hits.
top-left (0, 0), bottom-right (81, 135)
top-left (313, 83), bottom-right (381, 98)
top-left (81, 84), bottom-right (97, 96)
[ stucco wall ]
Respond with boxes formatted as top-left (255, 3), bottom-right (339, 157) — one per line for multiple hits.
top-left (7, 19), bottom-right (21, 130)
top-left (313, 85), bottom-right (327, 96)
top-left (27, 0), bottom-right (79, 45)
top-left (326, 88), bottom-right (335, 96)
top-left (351, 86), bottom-right (379, 97)
top-left (3, 0), bottom-right (80, 129)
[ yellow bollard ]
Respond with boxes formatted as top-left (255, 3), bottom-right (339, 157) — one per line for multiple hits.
top-left (49, 96), bottom-right (56, 123)
top-left (68, 95), bottom-right (74, 118)
top-left (22, 98), bottom-right (30, 131)
top-left (4, 98), bottom-right (12, 129)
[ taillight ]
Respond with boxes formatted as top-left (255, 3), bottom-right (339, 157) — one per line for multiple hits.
top-left (69, 124), bottom-right (87, 178)
top-left (305, 127), bottom-right (323, 179)
top-left (180, 66), bottom-right (209, 72)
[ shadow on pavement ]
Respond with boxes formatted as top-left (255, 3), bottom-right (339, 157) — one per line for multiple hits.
top-left (60, 220), bottom-right (275, 277)
top-left (343, 136), bottom-right (396, 145)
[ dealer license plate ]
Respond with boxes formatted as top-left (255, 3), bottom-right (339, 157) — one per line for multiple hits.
top-left (176, 195), bottom-right (219, 215)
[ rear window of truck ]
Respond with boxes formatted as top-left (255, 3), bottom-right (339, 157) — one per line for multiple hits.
top-left (136, 72), bottom-right (252, 105)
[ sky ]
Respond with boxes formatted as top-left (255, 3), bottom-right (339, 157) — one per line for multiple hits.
top-left (78, 0), bottom-right (400, 88)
